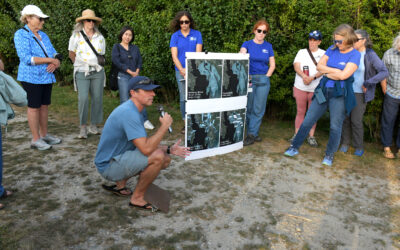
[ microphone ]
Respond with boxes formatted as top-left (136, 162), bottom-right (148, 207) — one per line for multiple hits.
top-left (158, 105), bottom-right (172, 133)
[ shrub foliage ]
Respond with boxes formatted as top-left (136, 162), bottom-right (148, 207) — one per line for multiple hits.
top-left (0, 0), bottom-right (399, 140)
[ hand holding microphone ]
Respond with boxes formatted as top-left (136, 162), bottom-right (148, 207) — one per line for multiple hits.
top-left (158, 105), bottom-right (173, 133)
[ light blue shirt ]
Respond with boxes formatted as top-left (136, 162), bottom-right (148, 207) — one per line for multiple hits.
top-left (95, 100), bottom-right (147, 173)
top-left (14, 25), bottom-right (57, 84)
top-left (353, 51), bottom-right (366, 93)
top-left (170, 29), bottom-right (203, 71)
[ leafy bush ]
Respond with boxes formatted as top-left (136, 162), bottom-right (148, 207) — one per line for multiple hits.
top-left (0, 0), bottom-right (399, 140)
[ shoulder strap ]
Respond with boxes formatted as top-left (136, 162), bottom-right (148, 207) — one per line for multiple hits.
top-left (23, 27), bottom-right (49, 58)
top-left (306, 48), bottom-right (318, 66)
top-left (80, 30), bottom-right (99, 56)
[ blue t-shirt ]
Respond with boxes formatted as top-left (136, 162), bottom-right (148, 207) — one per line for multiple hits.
top-left (325, 45), bottom-right (361, 88)
top-left (170, 29), bottom-right (203, 71)
top-left (94, 100), bottom-right (147, 173)
top-left (353, 51), bottom-right (365, 93)
top-left (241, 40), bottom-right (274, 75)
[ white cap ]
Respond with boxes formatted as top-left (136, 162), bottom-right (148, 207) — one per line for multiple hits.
top-left (21, 5), bottom-right (49, 18)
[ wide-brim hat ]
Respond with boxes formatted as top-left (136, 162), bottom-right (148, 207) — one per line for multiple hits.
top-left (21, 5), bottom-right (49, 18)
top-left (128, 77), bottom-right (160, 93)
top-left (75, 9), bottom-right (102, 24)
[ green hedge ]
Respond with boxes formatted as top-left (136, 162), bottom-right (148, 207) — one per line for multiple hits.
top-left (0, 0), bottom-right (399, 140)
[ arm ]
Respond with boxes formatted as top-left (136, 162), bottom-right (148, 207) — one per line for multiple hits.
top-left (239, 47), bottom-right (247, 54)
top-left (196, 44), bottom-right (202, 52)
top-left (294, 62), bottom-right (313, 85)
top-left (316, 55), bottom-right (341, 75)
top-left (364, 51), bottom-right (389, 87)
top-left (160, 139), bottom-right (191, 158)
top-left (381, 78), bottom-right (387, 95)
top-left (0, 59), bottom-right (4, 71)
top-left (69, 51), bottom-right (76, 63)
top-left (171, 47), bottom-right (185, 77)
top-left (325, 63), bottom-right (358, 80)
top-left (266, 56), bottom-right (275, 77)
top-left (129, 46), bottom-right (142, 77)
top-left (133, 113), bottom-right (173, 156)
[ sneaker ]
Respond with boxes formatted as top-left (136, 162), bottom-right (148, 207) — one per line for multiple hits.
top-left (78, 126), bottom-right (87, 139)
top-left (88, 125), bottom-right (101, 135)
top-left (254, 135), bottom-right (262, 142)
top-left (288, 133), bottom-right (296, 143)
top-left (354, 149), bottom-right (364, 157)
top-left (307, 136), bottom-right (318, 147)
top-left (41, 134), bottom-right (61, 145)
top-left (31, 138), bottom-right (51, 150)
top-left (322, 155), bottom-right (334, 166)
top-left (144, 120), bottom-right (155, 130)
top-left (284, 146), bottom-right (299, 157)
top-left (339, 144), bottom-right (349, 153)
top-left (243, 134), bottom-right (255, 146)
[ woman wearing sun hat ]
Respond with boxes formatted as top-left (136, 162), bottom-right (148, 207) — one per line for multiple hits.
top-left (14, 4), bottom-right (62, 150)
top-left (68, 9), bottom-right (105, 139)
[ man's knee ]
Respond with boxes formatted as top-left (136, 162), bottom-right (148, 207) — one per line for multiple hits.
top-left (149, 149), bottom-right (168, 168)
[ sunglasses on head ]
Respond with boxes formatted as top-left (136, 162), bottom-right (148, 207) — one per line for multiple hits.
top-left (180, 20), bottom-right (190, 25)
top-left (84, 19), bottom-right (95, 23)
top-left (257, 29), bottom-right (267, 34)
top-left (334, 39), bottom-right (343, 45)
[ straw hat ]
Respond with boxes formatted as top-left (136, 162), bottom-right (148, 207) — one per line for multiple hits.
top-left (75, 9), bottom-right (102, 24)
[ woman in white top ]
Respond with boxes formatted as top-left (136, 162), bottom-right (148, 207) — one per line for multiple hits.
top-left (291, 30), bottom-right (325, 147)
top-left (68, 9), bottom-right (105, 139)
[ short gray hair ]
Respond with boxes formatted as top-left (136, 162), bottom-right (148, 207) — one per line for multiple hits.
top-left (392, 33), bottom-right (400, 51)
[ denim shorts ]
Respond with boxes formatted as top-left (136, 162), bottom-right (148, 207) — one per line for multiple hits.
top-left (101, 149), bottom-right (148, 182)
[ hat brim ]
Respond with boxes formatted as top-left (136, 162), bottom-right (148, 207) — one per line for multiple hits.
top-left (76, 16), bottom-right (102, 24)
top-left (134, 84), bottom-right (161, 91)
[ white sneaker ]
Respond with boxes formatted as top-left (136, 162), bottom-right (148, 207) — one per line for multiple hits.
top-left (88, 125), bottom-right (101, 135)
top-left (144, 120), bottom-right (154, 130)
top-left (41, 134), bottom-right (62, 145)
top-left (78, 126), bottom-right (87, 139)
top-left (31, 138), bottom-right (51, 150)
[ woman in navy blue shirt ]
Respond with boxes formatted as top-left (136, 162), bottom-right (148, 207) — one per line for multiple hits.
top-left (111, 26), bottom-right (153, 129)
top-left (285, 24), bottom-right (361, 166)
top-left (240, 19), bottom-right (276, 146)
top-left (170, 11), bottom-right (203, 133)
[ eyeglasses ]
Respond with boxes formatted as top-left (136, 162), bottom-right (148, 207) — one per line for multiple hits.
top-left (84, 19), bottom-right (95, 23)
top-left (257, 29), bottom-right (267, 34)
top-left (334, 39), bottom-right (343, 44)
top-left (180, 20), bottom-right (190, 25)
top-left (357, 37), bottom-right (365, 41)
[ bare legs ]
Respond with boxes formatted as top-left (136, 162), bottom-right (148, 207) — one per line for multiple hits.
top-left (27, 105), bottom-right (48, 141)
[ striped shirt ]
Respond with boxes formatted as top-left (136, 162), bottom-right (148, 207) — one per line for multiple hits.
top-left (383, 48), bottom-right (400, 97)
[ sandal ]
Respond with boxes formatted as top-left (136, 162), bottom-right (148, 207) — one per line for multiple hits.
top-left (0, 190), bottom-right (12, 199)
top-left (129, 202), bottom-right (159, 212)
top-left (383, 147), bottom-right (395, 159)
top-left (101, 184), bottom-right (132, 197)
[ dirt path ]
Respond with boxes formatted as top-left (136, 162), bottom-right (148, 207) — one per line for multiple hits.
top-left (0, 108), bottom-right (399, 249)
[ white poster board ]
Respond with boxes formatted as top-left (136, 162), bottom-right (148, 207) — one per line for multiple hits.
top-left (184, 52), bottom-right (249, 161)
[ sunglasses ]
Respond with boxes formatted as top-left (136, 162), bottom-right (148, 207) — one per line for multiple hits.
top-left (34, 16), bottom-right (45, 22)
top-left (180, 20), bottom-right (190, 25)
top-left (84, 19), bottom-right (95, 23)
top-left (257, 29), bottom-right (267, 34)
top-left (357, 37), bottom-right (365, 41)
top-left (334, 39), bottom-right (343, 45)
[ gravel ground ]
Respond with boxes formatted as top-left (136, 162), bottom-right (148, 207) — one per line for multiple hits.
top-left (0, 107), bottom-right (399, 249)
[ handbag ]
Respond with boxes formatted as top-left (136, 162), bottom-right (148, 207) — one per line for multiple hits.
top-left (108, 63), bottom-right (119, 91)
top-left (80, 31), bottom-right (105, 66)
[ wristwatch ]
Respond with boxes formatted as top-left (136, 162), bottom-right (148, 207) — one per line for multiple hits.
top-left (314, 76), bottom-right (317, 80)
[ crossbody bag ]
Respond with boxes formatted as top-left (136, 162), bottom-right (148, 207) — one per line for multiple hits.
top-left (80, 30), bottom-right (105, 66)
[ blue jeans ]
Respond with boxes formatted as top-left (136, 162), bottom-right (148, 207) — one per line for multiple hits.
top-left (118, 73), bottom-right (148, 121)
top-left (175, 71), bottom-right (185, 119)
top-left (0, 128), bottom-right (4, 197)
top-left (381, 94), bottom-right (400, 147)
top-left (246, 75), bottom-right (270, 136)
top-left (292, 88), bottom-right (346, 157)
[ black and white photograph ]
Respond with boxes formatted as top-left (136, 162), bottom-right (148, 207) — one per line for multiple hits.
top-left (222, 60), bottom-right (248, 98)
top-left (187, 112), bottom-right (220, 151)
top-left (220, 109), bottom-right (245, 146)
top-left (187, 59), bottom-right (222, 100)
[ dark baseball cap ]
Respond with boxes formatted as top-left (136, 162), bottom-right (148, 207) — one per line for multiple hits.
top-left (309, 30), bottom-right (322, 40)
top-left (127, 77), bottom-right (160, 93)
